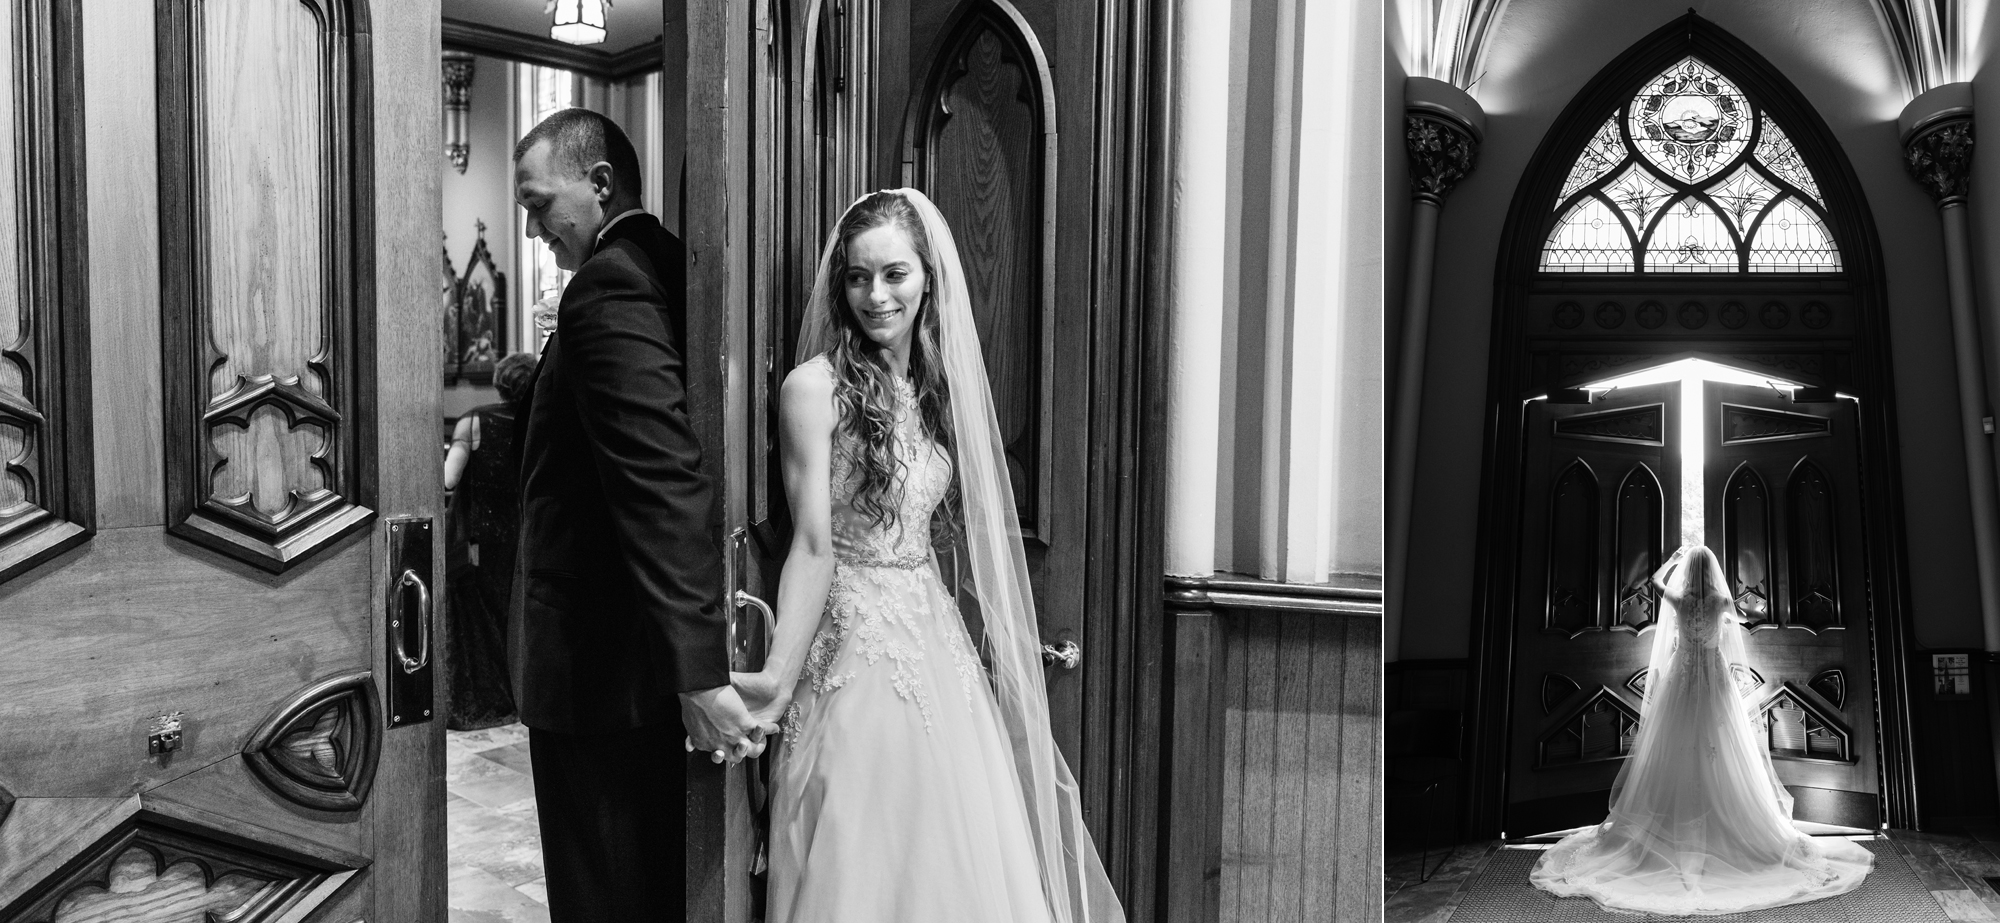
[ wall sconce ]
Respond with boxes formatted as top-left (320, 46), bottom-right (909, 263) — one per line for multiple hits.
top-left (442, 51), bottom-right (474, 174)
top-left (549, 0), bottom-right (612, 46)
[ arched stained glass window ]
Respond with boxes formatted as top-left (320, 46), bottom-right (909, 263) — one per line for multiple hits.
top-left (1540, 56), bottom-right (1840, 273)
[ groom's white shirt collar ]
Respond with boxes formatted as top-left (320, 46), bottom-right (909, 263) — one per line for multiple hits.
top-left (595, 208), bottom-right (647, 246)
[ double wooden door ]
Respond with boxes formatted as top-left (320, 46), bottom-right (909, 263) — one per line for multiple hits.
top-left (0, 1), bottom-right (443, 920)
top-left (1507, 374), bottom-right (1879, 836)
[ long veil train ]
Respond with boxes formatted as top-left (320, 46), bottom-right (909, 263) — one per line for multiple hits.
top-left (1529, 546), bottom-right (1872, 915)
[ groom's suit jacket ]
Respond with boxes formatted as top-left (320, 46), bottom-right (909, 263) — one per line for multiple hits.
top-left (511, 213), bottom-right (728, 734)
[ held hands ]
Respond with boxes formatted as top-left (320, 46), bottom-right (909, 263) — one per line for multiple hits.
top-left (678, 685), bottom-right (780, 765)
top-left (730, 670), bottom-right (792, 731)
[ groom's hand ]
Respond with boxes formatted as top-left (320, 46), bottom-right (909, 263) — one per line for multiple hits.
top-left (679, 685), bottom-right (779, 764)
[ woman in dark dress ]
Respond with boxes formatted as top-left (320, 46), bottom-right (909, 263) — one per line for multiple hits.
top-left (443, 351), bottom-right (537, 730)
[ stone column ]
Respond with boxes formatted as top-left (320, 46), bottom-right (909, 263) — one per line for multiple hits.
top-left (1387, 77), bottom-right (1482, 661)
top-left (1903, 81), bottom-right (2000, 804)
top-left (1162, 0), bottom-right (1231, 578)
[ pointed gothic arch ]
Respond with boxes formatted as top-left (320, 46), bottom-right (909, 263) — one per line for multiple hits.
top-left (1464, 13), bottom-right (1918, 837)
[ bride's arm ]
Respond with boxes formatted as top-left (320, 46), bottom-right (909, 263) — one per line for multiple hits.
top-left (733, 363), bottom-right (840, 727)
top-left (1650, 545), bottom-right (1689, 607)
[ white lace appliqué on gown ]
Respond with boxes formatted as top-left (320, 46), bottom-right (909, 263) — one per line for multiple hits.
top-left (1529, 590), bottom-right (1874, 915)
top-left (767, 357), bottom-right (1053, 923)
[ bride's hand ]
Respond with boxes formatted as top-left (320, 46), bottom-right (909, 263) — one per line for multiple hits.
top-left (731, 670), bottom-right (792, 730)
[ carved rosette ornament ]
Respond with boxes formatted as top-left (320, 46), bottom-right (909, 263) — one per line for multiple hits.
top-left (1904, 117), bottom-right (1973, 206)
top-left (443, 51), bottom-right (475, 174)
top-left (1406, 111), bottom-right (1480, 205)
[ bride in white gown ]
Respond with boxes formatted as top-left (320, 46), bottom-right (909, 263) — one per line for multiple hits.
top-left (731, 189), bottom-right (1124, 923)
top-left (1530, 544), bottom-right (1873, 915)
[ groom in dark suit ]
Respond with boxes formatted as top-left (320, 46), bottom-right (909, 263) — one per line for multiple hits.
top-left (508, 108), bottom-right (770, 921)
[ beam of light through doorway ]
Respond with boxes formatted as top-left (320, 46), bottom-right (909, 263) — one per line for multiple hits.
top-left (1581, 359), bottom-right (1806, 550)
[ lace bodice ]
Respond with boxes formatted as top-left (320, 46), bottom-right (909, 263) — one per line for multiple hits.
top-left (1676, 593), bottom-right (1727, 650)
top-left (811, 356), bottom-right (952, 568)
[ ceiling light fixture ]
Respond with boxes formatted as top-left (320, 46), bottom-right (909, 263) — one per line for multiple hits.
top-left (548, 0), bottom-right (611, 46)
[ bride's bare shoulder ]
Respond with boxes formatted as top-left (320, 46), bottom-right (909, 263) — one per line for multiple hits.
top-left (781, 356), bottom-right (837, 428)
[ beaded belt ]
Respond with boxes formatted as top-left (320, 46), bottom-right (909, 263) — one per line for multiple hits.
top-left (838, 551), bottom-right (931, 570)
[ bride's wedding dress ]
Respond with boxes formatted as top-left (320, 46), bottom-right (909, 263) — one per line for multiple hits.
top-left (1530, 549), bottom-right (1873, 915)
top-left (765, 358), bottom-right (1053, 923)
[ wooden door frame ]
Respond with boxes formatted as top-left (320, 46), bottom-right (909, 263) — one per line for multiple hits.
top-left (1463, 12), bottom-right (1920, 839)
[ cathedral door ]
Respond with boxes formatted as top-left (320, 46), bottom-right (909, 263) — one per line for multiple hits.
top-left (1701, 381), bottom-right (1878, 827)
top-left (1506, 381), bottom-right (1682, 836)
top-left (1506, 369), bottom-right (1879, 836)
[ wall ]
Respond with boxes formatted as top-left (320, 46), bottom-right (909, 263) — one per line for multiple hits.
top-left (1397, 0), bottom-right (1983, 662)
top-left (440, 57), bottom-right (670, 422)
top-left (442, 52), bottom-right (517, 419)
top-left (1202, 0), bottom-right (1382, 585)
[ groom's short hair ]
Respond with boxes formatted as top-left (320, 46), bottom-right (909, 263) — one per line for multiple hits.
top-left (514, 108), bottom-right (643, 198)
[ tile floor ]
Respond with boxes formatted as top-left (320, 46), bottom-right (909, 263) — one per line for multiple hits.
top-left (447, 722), bottom-right (551, 923)
top-left (1387, 826), bottom-right (2000, 923)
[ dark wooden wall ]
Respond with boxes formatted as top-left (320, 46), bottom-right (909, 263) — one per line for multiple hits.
top-left (1165, 578), bottom-right (1382, 922)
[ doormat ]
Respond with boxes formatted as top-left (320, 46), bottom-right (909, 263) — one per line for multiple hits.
top-left (1436, 840), bottom-right (1947, 922)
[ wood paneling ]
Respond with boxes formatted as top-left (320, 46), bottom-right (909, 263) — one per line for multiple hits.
top-left (0, 527), bottom-right (370, 798)
top-left (0, 0), bottom-right (92, 583)
top-left (84, 0), bottom-right (163, 531)
top-left (156, 0), bottom-right (373, 573)
top-left (1165, 591), bottom-right (1381, 923)
top-left (1218, 612), bottom-right (1379, 922)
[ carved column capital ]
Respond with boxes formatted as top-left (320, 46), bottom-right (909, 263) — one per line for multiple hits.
top-left (442, 51), bottom-right (476, 175)
top-left (1905, 117), bottom-right (1975, 206)
top-left (1406, 111), bottom-right (1480, 205)
top-left (1900, 84), bottom-right (1976, 207)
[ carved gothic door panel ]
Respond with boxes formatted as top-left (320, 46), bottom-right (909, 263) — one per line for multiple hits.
top-left (0, 2), bottom-right (443, 921)
top-left (1702, 381), bottom-right (1877, 828)
top-left (1506, 382), bottom-right (1681, 836)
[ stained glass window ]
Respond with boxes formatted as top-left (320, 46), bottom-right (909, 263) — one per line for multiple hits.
top-left (1544, 197), bottom-right (1635, 272)
top-left (1540, 57), bottom-right (1839, 273)
top-left (1629, 59), bottom-right (1748, 183)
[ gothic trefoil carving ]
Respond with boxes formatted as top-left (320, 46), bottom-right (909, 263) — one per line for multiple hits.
top-left (0, 812), bottom-right (360, 923)
top-left (242, 672), bottom-right (380, 812)
top-left (1904, 118), bottom-right (1974, 205)
top-left (1406, 113), bottom-right (1479, 204)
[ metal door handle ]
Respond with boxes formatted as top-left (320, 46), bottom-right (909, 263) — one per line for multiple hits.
top-left (392, 568), bottom-right (431, 674)
top-left (737, 590), bottom-right (777, 641)
top-left (1041, 640), bottom-right (1081, 670)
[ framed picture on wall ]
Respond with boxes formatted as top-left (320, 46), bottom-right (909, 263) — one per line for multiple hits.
top-left (445, 220), bottom-right (508, 385)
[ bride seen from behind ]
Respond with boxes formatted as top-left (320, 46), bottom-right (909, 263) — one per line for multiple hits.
top-left (730, 189), bottom-right (1125, 923)
top-left (1530, 543), bottom-right (1874, 915)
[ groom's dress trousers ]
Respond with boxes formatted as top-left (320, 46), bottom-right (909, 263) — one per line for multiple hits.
top-left (511, 212), bottom-right (727, 920)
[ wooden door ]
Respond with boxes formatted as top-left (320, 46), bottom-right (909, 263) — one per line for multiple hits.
top-left (0, 1), bottom-right (444, 920)
top-left (1702, 382), bottom-right (1878, 828)
top-left (1506, 382), bottom-right (1681, 836)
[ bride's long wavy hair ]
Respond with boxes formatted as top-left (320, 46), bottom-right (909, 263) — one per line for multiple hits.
top-left (817, 191), bottom-right (961, 545)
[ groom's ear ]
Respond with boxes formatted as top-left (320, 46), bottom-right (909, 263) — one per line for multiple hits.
top-left (588, 161), bottom-right (617, 202)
